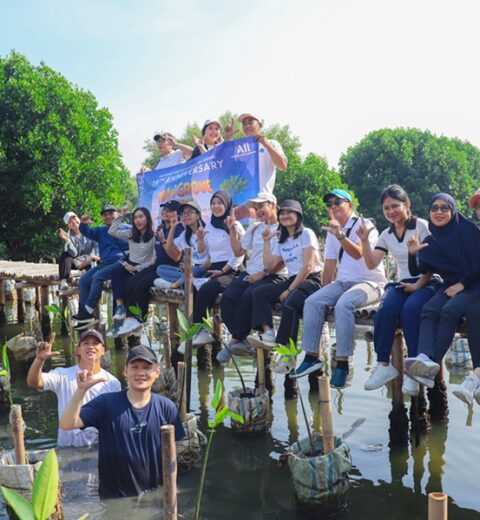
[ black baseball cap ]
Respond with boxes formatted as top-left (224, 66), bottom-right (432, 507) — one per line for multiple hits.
top-left (126, 345), bottom-right (158, 365)
top-left (101, 204), bottom-right (117, 214)
top-left (79, 329), bottom-right (105, 345)
top-left (278, 199), bottom-right (303, 216)
top-left (160, 200), bottom-right (181, 211)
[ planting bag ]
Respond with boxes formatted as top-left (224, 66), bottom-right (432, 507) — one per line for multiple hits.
top-left (228, 387), bottom-right (271, 434)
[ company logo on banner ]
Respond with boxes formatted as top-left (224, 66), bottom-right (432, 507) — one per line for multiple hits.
top-left (137, 137), bottom-right (259, 227)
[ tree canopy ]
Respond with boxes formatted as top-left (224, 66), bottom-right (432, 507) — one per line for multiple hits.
top-left (0, 51), bottom-right (133, 261)
top-left (339, 128), bottom-right (480, 227)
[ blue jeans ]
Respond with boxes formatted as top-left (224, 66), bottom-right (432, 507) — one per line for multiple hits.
top-left (79, 261), bottom-right (121, 309)
top-left (156, 264), bottom-right (207, 288)
top-left (373, 279), bottom-right (438, 363)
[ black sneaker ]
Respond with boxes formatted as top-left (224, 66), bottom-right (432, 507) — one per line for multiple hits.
top-left (73, 308), bottom-right (95, 323)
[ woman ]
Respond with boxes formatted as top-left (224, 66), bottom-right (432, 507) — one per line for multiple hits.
top-left (155, 201), bottom-right (207, 289)
top-left (358, 185), bottom-right (439, 396)
top-left (191, 191), bottom-right (245, 347)
top-left (107, 207), bottom-right (157, 337)
top-left (404, 193), bottom-right (480, 388)
top-left (217, 192), bottom-right (288, 362)
top-left (247, 199), bottom-right (323, 351)
top-left (58, 212), bottom-right (97, 290)
top-left (190, 119), bottom-right (223, 160)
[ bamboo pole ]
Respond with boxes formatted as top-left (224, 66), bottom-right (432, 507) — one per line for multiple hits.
top-left (161, 424), bottom-right (178, 520)
top-left (163, 334), bottom-right (172, 370)
top-left (177, 361), bottom-right (187, 422)
top-left (9, 405), bottom-right (26, 465)
top-left (256, 348), bottom-right (265, 393)
top-left (0, 279), bottom-right (6, 324)
top-left (318, 376), bottom-right (334, 454)
top-left (183, 248), bottom-right (193, 412)
top-left (16, 287), bottom-right (25, 323)
top-left (428, 492), bottom-right (448, 520)
top-left (391, 330), bottom-right (404, 405)
top-left (40, 285), bottom-right (51, 340)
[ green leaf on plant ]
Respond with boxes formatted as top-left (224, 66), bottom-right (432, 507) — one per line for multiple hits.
top-left (1, 487), bottom-right (35, 520)
top-left (77, 514), bottom-right (89, 520)
top-left (44, 304), bottom-right (60, 315)
top-left (2, 343), bottom-right (10, 375)
top-left (202, 317), bottom-right (213, 330)
top-left (0, 370), bottom-right (7, 377)
top-left (63, 306), bottom-right (69, 319)
top-left (275, 347), bottom-right (291, 356)
top-left (176, 309), bottom-right (189, 333)
top-left (211, 379), bottom-right (222, 410)
top-left (207, 420), bottom-right (215, 429)
top-left (128, 305), bottom-right (142, 318)
top-left (214, 406), bottom-right (229, 426)
top-left (32, 449), bottom-right (59, 520)
top-left (228, 411), bottom-right (245, 424)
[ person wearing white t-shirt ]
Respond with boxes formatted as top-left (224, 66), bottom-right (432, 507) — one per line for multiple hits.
top-left (292, 189), bottom-right (386, 389)
top-left (238, 113), bottom-right (287, 194)
top-left (359, 185), bottom-right (439, 395)
top-left (139, 132), bottom-right (192, 173)
top-left (217, 192), bottom-right (288, 362)
top-left (26, 329), bottom-right (120, 447)
top-left (246, 199), bottom-right (323, 352)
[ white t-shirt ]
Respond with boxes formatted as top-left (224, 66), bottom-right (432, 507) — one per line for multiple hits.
top-left (174, 230), bottom-right (206, 266)
top-left (324, 214), bottom-right (386, 286)
top-left (155, 150), bottom-right (185, 170)
top-left (259, 139), bottom-right (286, 194)
top-left (203, 221), bottom-right (245, 269)
top-left (272, 228), bottom-right (322, 277)
top-left (241, 222), bottom-right (288, 276)
top-left (42, 365), bottom-right (121, 447)
top-left (375, 217), bottom-right (430, 281)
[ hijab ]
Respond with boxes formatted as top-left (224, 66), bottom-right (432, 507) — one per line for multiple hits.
top-left (209, 191), bottom-right (232, 234)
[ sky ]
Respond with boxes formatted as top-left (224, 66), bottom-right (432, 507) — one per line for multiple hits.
top-left (1, 0), bottom-right (479, 175)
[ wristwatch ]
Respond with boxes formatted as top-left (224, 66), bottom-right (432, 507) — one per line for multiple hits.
top-left (262, 268), bottom-right (269, 275)
top-left (337, 232), bottom-right (346, 241)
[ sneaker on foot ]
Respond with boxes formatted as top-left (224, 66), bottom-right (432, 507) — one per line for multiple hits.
top-left (192, 328), bottom-right (214, 347)
top-left (404, 354), bottom-right (440, 380)
top-left (73, 317), bottom-right (98, 331)
top-left (59, 280), bottom-right (69, 291)
top-left (73, 308), bottom-right (96, 323)
top-left (216, 346), bottom-right (232, 364)
top-left (230, 340), bottom-right (256, 358)
top-left (402, 374), bottom-right (420, 397)
top-left (107, 320), bottom-right (123, 339)
top-left (475, 387), bottom-right (480, 405)
top-left (330, 367), bottom-right (349, 389)
top-left (364, 363), bottom-right (399, 391)
top-left (117, 317), bottom-right (142, 336)
top-left (453, 372), bottom-right (480, 406)
top-left (154, 278), bottom-right (173, 290)
top-left (290, 355), bottom-right (323, 379)
top-left (246, 330), bottom-right (277, 351)
top-left (178, 341), bottom-right (186, 355)
top-left (414, 374), bottom-right (435, 389)
top-left (113, 304), bottom-right (127, 321)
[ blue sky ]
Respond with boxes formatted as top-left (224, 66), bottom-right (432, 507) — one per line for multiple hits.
top-left (1, 0), bottom-right (479, 174)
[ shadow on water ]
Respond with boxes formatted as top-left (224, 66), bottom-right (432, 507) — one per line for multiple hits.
top-left (0, 302), bottom-right (479, 519)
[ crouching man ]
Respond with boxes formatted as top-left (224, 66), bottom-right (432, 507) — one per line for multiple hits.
top-left (60, 345), bottom-right (185, 498)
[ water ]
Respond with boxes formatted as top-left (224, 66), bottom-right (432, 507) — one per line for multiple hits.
top-left (1, 307), bottom-right (479, 519)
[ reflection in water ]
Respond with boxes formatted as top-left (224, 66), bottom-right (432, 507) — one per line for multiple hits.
top-left (284, 397), bottom-right (299, 445)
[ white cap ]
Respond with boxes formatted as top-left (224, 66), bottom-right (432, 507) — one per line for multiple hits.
top-left (246, 192), bottom-right (277, 208)
top-left (63, 211), bottom-right (77, 225)
top-left (239, 113), bottom-right (262, 124)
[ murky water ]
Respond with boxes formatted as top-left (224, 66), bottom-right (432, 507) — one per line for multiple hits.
top-left (1, 303), bottom-right (479, 519)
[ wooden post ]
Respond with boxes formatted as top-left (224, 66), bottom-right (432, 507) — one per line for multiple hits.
top-left (256, 348), bottom-right (265, 393)
top-left (9, 405), bottom-right (26, 465)
top-left (161, 424), bottom-right (177, 520)
top-left (163, 334), bottom-right (172, 370)
top-left (318, 376), bottom-right (334, 454)
top-left (60, 294), bottom-right (69, 336)
top-left (40, 285), bottom-right (51, 340)
top-left (391, 330), bottom-right (404, 406)
top-left (0, 279), bottom-right (6, 324)
top-left (183, 248), bottom-right (194, 412)
top-left (98, 292), bottom-right (107, 341)
top-left (177, 361), bottom-right (187, 422)
top-left (34, 286), bottom-right (41, 313)
top-left (428, 492), bottom-right (448, 520)
top-left (16, 287), bottom-right (25, 323)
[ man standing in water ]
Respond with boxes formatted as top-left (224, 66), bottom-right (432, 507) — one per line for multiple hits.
top-left (60, 345), bottom-right (185, 498)
top-left (27, 330), bottom-right (120, 447)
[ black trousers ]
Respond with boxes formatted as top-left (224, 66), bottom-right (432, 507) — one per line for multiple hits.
top-left (466, 299), bottom-right (480, 368)
top-left (251, 273), bottom-right (322, 345)
top-left (58, 251), bottom-right (75, 280)
top-left (125, 262), bottom-right (169, 318)
top-left (221, 272), bottom-right (287, 340)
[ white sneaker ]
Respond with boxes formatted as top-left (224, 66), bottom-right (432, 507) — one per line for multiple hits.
top-left (415, 375), bottom-right (435, 389)
top-left (475, 387), bottom-right (480, 405)
top-left (246, 330), bottom-right (277, 351)
top-left (59, 280), bottom-right (69, 291)
top-left (404, 354), bottom-right (440, 380)
top-left (453, 372), bottom-right (480, 406)
top-left (117, 317), bottom-right (142, 336)
top-left (364, 363), bottom-right (399, 391)
top-left (402, 374), bottom-right (420, 397)
top-left (230, 340), bottom-right (256, 358)
top-left (153, 278), bottom-right (172, 290)
top-left (192, 328), bottom-right (214, 346)
top-left (178, 341), bottom-right (186, 355)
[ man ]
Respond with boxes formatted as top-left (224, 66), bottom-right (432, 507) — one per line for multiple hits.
top-left (73, 205), bottom-right (129, 328)
top-left (27, 330), bottom-right (120, 447)
top-left (291, 189), bottom-right (386, 388)
top-left (141, 132), bottom-right (192, 172)
top-left (238, 113), bottom-right (287, 195)
top-left (60, 345), bottom-right (185, 498)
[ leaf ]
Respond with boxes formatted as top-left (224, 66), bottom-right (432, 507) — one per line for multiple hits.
top-left (176, 309), bottom-right (189, 333)
top-left (2, 343), bottom-right (10, 374)
top-left (274, 347), bottom-right (291, 356)
top-left (63, 306), bottom-right (69, 319)
top-left (214, 406), bottom-right (229, 426)
top-left (128, 305), bottom-right (142, 318)
top-left (1, 487), bottom-right (34, 520)
top-left (207, 420), bottom-right (215, 429)
top-left (31, 449), bottom-right (59, 520)
top-left (77, 515), bottom-right (89, 520)
top-left (44, 304), bottom-right (60, 315)
top-left (0, 369), bottom-right (8, 377)
top-left (202, 317), bottom-right (213, 330)
top-left (228, 411), bottom-right (245, 424)
top-left (211, 380), bottom-right (223, 410)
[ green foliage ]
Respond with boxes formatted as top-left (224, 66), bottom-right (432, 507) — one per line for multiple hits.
top-left (45, 303), bottom-right (73, 338)
top-left (0, 343), bottom-right (12, 407)
top-left (0, 51), bottom-right (134, 261)
top-left (0, 488), bottom-right (34, 520)
top-left (339, 128), bottom-right (480, 227)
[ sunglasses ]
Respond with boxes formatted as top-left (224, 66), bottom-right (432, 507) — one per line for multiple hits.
top-left (326, 198), bottom-right (347, 208)
top-left (430, 204), bottom-right (451, 213)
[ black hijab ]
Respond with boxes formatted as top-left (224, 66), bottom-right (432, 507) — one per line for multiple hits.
top-left (210, 191), bottom-right (232, 234)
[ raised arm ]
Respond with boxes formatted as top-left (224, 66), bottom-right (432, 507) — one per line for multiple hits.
top-left (108, 211), bottom-right (132, 240)
top-left (226, 216), bottom-right (246, 257)
top-left (257, 136), bottom-right (287, 171)
top-left (356, 216), bottom-right (385, 269)
top-left (164, 214), bottom-right (182, 262)
top-left (26, 333), bottom-right (59, 389)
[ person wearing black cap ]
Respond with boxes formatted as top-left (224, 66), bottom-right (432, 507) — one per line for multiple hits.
top-left (247, 199), bottom-right (323, 354)
top-left (27, 330), bottom-right (120, 447)
top-left (189, 119), bottom-right (223, 160)
top-left (60, 345), bottom-right (185, 498)
top-left (73, 206), bottom-right (130, 328)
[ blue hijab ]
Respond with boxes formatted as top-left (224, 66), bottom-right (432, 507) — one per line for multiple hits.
top-left (419, 193), bottom-right (480, 283)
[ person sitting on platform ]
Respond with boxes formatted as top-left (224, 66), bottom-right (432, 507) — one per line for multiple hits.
top-left (291, 189), bottom-right (386, 389)
top-left (60, 345), bottom-right (185, 498)
top-left (27, 330), bottom-right (120, 447)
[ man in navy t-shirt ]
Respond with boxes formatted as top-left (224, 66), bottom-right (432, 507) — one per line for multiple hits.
top-left (60, 345), bottom-right (185, 498)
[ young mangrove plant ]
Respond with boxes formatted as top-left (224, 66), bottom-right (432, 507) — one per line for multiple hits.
top-left (128, 305), bottom-right (153, 348)
top-left (0, 343), bottom-right (13, 407)
top-left (45, 303), bottom-right (74, 338)
top-left (275, 339), bottom-right (316, 455)
top-left (194, 379), bottom-right (244, 520)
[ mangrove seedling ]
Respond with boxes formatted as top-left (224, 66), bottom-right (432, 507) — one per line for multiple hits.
top-left (0, 342), bottom-right (13, 407)
top-left (274, 339), bottom-right (316, 455)
top-left (45, 303), bottom-right (74, 338)
top-left (194, 380), bottom-right (244, 520)
top-left (128, 305), bottom-right (153, 348)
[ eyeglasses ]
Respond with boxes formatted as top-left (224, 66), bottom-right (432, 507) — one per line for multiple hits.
top-left (430, 205), bottom-right (451, 213)
top-left (325, 198), bottom-right (346, 208)
top-left (182, 211), bottom-right (197, 217)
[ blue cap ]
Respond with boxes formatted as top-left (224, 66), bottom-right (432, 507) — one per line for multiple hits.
top-left (323, 189), bottom-right (352, 203)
